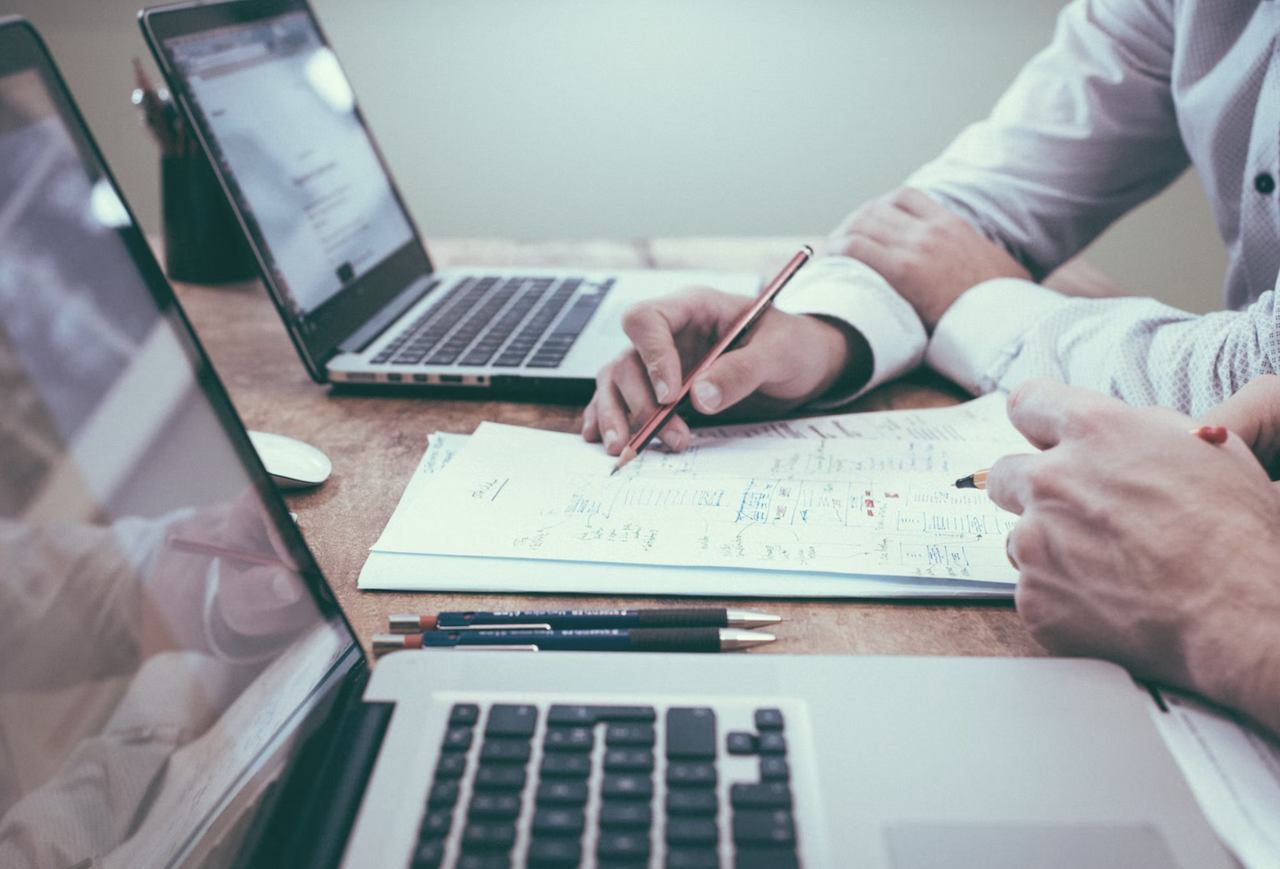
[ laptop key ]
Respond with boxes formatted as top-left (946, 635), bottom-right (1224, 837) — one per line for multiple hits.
top-left (546, 705), bottom-right (656, 726)
top-left (456, 853), bottom-right (512, 869)
top-left (435, 752), bottom-right (467, 779)
top-left (667, 788), bottom-right (717, 816)
top-left (468, 792), bottom-right (521, 819)
top-left (732, 809), bottom-right (795, 845)
top-left (666, 848), bottom-right (720, 868)
top-left (734, 848), bottom-right (799, 869)
top-left (757, 732), bottom-right (787, 755)
top-left (537, 779), bottom-right (589, 805)
top-left (667, 817), bottom-right (718, 846)
top-left (727, 732), bottom-right (757, 755)
top-left (543, 726), bottom-right (594, 752)
top-left (411, 837), bottom-right (445, 869)
top-left (461, 820), bottom-right (517, 850)
top-left (450, 703), bottom-right (480, 726)
top-left (474, 765), bottom-right (526, 791)
top-left (597, 830), bottom-right (651, 862)
top-left (480, 738), bottom-right (532, 764)
top-left (599, 801), bottom-right (652, 829)
top-left (666, 708), bottom-right (717, 759)
top-left (602, 773), bottom-right (653, 801)
top-left (730, 783), bottom-right (791, 810)
top-left (604, 748), bottom-right (654, 772)
top-left (419, 808), bottom-right (452, 840)
top-left (486, 703), bottom-right (537, 737)
top-left (442, 727), bottom-right (473, 752)
top-left (541, 752), bottom-right (591, 778)
top-left (531, 806), bottom-right (586, 835)
top-left (760, 756), bottom-right (790, 781)
top-left (667, 762), bottom-right (716, 788)
top-left (528, 836), bottom-right (582, 866)
top-left (427, 781), bottom-right (460, 807)
top-left (605, 723), bottom-right (655, 747)
top-left (754, 708), bottom-right (785, 731)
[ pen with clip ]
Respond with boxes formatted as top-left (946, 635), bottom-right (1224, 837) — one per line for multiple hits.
top-left (373, 627), bottom-right (775, 654)
top-left (388, 608), bottom-right (782, 633)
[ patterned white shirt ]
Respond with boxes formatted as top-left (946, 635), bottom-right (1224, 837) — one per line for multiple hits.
top-left (777, 0), bottom-right (1280, 414)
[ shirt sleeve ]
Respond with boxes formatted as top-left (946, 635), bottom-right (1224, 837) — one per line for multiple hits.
top-left (928, 276), bottom-right (1280, 414)
top-left (905, 0), bottom-right (1186, 279)
top-left (772, 255), bottom-right (927, 406)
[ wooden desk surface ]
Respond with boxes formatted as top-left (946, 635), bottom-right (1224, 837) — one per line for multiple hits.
top-left (171, 237), bottom-right (1047, 660)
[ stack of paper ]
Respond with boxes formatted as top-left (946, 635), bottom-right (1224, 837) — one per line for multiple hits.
top-left (359, 394), bottom-right (1032, 598)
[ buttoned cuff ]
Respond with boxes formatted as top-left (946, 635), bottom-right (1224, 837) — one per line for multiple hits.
top-left (927, 278), bottom-right (1070, 394)
top-left (773, 256), bottom-right (927, 407)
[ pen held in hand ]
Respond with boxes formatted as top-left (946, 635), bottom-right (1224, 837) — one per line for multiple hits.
top-left (954, 468), bottom-right (989, 490)
top-left (610, 245), bottom-right (815, 475)
top-left (957, 425), bottom-right (1234, 491)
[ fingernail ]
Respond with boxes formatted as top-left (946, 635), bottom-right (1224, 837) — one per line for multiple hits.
top-left (653, 377), bottom-right (670, 403)
top-left (604, 429), bottom-right (619, 448)
top-left (661, 428), bottom-right (686, 451)
top-left (693, 380), bottom-right (721, 411)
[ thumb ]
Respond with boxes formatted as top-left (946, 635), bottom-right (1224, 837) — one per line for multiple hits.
top-left (1201, 375), bottom-right (1280, 471)
top-left (689, 342), bottom-right (771, 415)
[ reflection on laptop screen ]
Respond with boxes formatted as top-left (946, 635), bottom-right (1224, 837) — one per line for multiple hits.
top-left (0, 66), bottom-right (350, 866)
top-left (166, 11), bottom-right (415, 321)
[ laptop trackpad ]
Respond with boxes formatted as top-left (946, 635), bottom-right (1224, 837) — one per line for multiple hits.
top-left (885, 823), bottom-right (1178, 869)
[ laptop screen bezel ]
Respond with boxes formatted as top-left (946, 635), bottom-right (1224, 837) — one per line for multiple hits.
top-left (140, 0), bottom-right (437, 382)
top-left (0, 15), bottom-right (367, 861)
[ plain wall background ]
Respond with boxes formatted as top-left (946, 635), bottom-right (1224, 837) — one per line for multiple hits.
top-left (5, 0), bottom-right (1229, 313)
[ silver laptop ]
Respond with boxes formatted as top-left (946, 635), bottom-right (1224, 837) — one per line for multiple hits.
top-left (139, 0), bottom-right (758, 398)
top-left (0, 19), bottom-right (1233, 868)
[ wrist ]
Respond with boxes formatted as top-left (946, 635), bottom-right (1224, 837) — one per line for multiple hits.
top-left (1184, 567), bottom-right (1280, 737)
top-left (807, 315), bottom-right (872, 403)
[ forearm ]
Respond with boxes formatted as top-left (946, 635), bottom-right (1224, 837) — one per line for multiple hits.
top-left (929, 281), bottom-right (1280, 414)
top-left (905, 0), bottom-right (1184, 278)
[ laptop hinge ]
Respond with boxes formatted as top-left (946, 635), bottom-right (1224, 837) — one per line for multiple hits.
top-left (241, 661), bottom-right (393, 869)
top-left (338, 275), bottom-right (438, 355)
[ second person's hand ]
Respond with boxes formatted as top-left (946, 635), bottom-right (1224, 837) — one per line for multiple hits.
top-left (583, 287), bottom-right (869, 455)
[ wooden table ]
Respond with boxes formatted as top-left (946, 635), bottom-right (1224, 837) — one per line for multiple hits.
top-left (172, 238), bottom-right (1054, 660)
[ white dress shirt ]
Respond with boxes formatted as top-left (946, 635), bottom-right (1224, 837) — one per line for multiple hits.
top-left (777, 0), bottom-right (1280, 414)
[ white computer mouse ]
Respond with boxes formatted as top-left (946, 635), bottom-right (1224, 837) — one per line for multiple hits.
top-left (247, 430), bottom-right (332, 490)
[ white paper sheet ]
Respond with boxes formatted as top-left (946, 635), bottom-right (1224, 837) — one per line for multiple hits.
top-left (369, 397), bottom-right (1028, 591)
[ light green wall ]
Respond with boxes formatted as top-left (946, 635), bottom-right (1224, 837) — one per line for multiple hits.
top-left (4, 0), bottom-right (1228, 313)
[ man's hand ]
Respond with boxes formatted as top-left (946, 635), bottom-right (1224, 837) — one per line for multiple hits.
top-left (986, 378), bottom-right (1280, 737)
top-left (828, 187), bottom-right (1030, 330)
top-left (584, 288), bottom-right (869, 455)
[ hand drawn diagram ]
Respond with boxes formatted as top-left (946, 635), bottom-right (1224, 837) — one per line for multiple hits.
top-left (377, 405), bottom-right (1029, 584)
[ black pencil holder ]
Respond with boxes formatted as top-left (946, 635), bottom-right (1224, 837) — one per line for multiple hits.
top-left (161, 149), bottom-right (258, 285)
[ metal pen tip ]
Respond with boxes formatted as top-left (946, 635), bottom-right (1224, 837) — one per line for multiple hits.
top-left (719, 628), bottom-right (777, 651)
top-left (725, 609), bottom-right (783, 628)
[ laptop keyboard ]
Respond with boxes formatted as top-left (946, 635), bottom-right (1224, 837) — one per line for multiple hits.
top-left (410, 703), bottom-right (801, 869)
top-left (370, 275), bottom-right (615, 371)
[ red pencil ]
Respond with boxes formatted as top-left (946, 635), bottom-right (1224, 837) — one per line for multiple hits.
top-left (611, 245), bottom-right (814, 474)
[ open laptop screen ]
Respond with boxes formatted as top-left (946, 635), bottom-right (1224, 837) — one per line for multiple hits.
top-left (165, 9), bottom-right (415, 319)
top-left (0, 24), bottom-right (354, 867)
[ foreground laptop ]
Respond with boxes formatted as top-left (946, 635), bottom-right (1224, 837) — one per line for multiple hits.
top-left (138, 0), bottom-right (758, 398)
top-left (0, 19), bottom-right (1234, 868)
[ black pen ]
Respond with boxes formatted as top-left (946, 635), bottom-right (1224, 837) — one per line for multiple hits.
top-left (373, 627), bottom-right (775, 654)
top-left (388, 608), bottom-right (783, 633)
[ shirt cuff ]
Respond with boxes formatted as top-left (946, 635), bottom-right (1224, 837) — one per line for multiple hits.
top-left (773, 255), bottom-right (927, 407)
top-left (927, 278), bottom-right (1070, 394)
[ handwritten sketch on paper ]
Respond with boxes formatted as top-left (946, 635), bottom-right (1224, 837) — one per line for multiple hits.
top-left (375, 397), bottom-right (1029, 584)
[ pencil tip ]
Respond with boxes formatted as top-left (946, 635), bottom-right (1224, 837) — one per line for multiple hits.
top-left (954, 475), bottom-right (975, 489)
